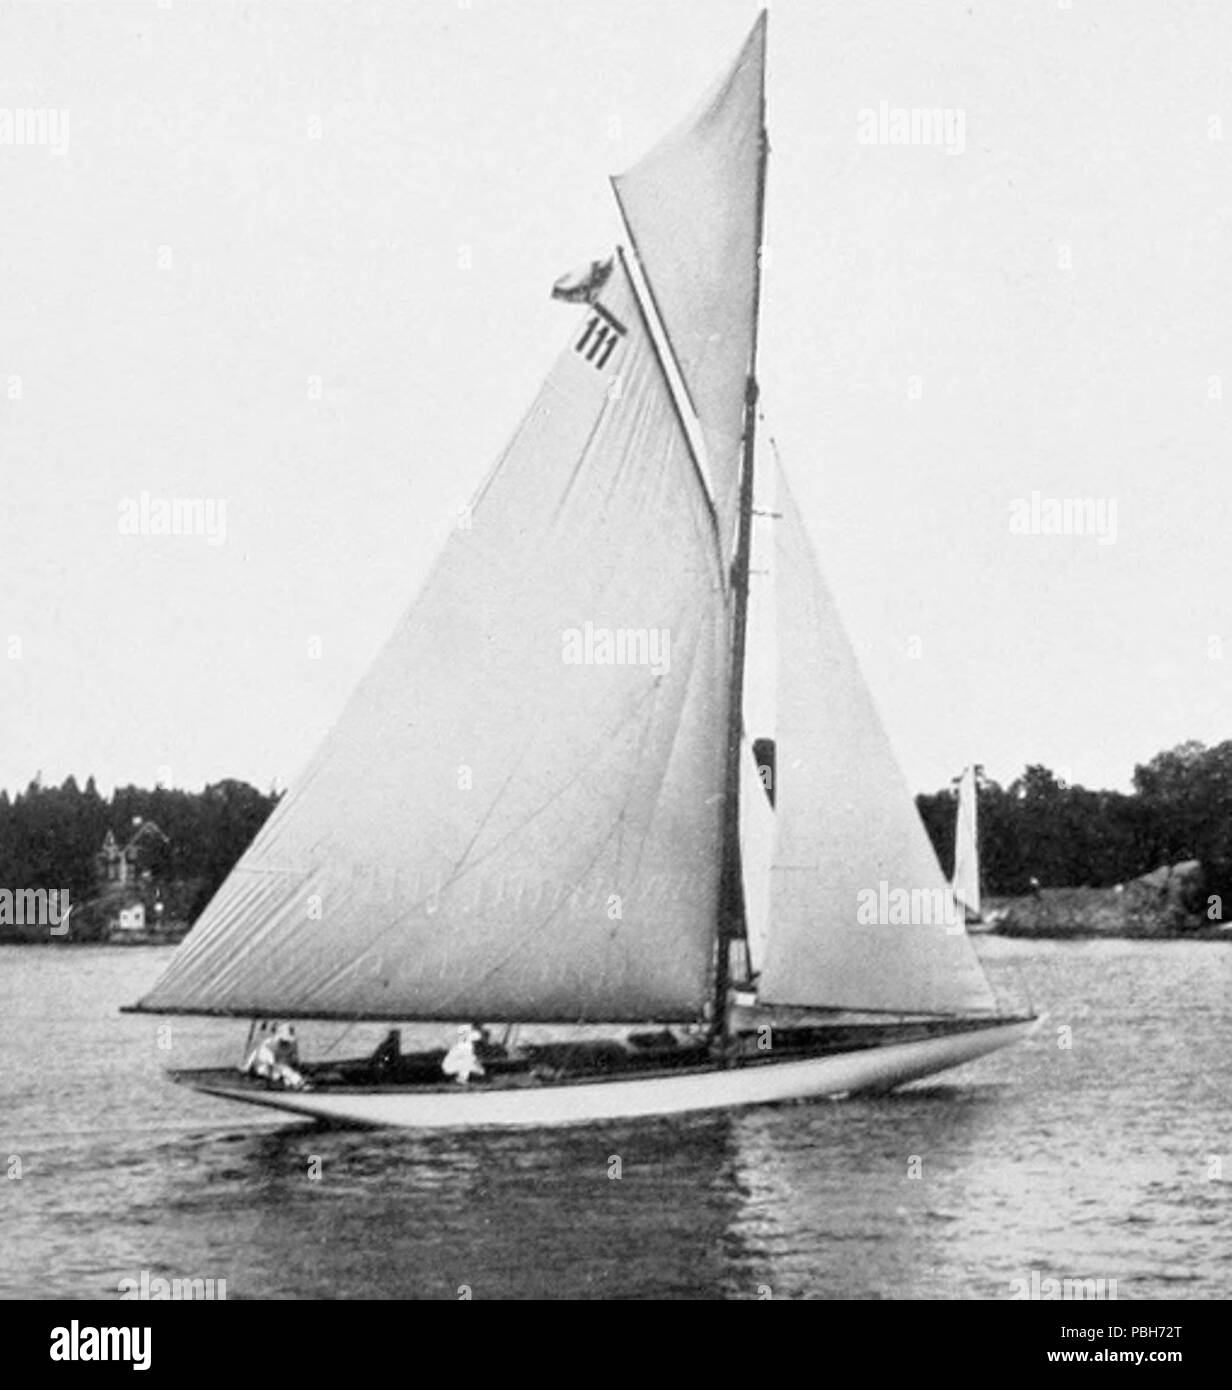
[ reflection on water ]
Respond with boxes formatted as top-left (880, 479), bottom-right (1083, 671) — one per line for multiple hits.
top-left (2, 940), bottom-right (1230, 1299)
top-left (238, 1120), bottom-right (750, 1299)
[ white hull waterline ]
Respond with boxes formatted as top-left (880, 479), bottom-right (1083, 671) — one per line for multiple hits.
top-left (172, 1017), bottom-right (1040, 1131)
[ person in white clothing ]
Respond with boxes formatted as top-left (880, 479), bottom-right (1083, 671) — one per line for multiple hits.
top-left (441, 1024), bottom-right (486, 1084)
top-left (244, 1021), bottom-right (308, 1090)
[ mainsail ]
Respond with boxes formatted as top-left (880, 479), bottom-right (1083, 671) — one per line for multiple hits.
top-left (137, 261), bottom-right (731, 1023)
top-left (953, 764), bottom-right (982, 920)
top-left (757, 463), bottom-right (998, 1015)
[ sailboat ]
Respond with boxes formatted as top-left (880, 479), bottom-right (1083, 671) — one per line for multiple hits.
top-left (952, 764), bottom-right (986, 929)
top-left (125, 13), bottom-right (1039, 1129)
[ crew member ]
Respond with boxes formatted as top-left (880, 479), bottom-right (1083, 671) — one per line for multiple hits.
top-left (245, 1021), bottom-right (308, 1090)
top-left (371, 1028), bottom-right (402, 1072)
top-left (441, 1024), bottom-right (486, 1084)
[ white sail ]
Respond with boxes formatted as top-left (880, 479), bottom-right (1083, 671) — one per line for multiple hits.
top-left (757, 464), bottom-right (998, 1015)
top-left (137, 260), bottom-right (732, 1023)
top-left (612, 12), bottom-right (766, 553)
top-left (952, 765), bottom-right (982, 921)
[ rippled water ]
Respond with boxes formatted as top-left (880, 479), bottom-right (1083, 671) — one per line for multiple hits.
top-left (1, 940), bottom-right (1229, 1299)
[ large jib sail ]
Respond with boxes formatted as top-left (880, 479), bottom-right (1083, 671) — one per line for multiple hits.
top-left (136, 260), bottom-right (731, 1023)
top-left (757, 462), bottom-right (998, 1016)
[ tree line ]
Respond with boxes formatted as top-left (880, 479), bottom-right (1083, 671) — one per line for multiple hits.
top-left (916, 741), bottom-right (1229, 898)
top-left (0, 774), bottom-right (280, 932)
top-left (0, 739), bottom-right (1226, 933)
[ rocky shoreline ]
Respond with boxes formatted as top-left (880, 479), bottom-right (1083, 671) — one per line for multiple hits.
top-left (985, 861), bottom-right (1229, 939)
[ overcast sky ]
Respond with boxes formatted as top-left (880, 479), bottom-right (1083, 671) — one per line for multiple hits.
top-left (2, 0), bottom-right (1229, 799)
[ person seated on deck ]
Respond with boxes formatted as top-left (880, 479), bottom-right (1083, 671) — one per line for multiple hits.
top-left (245, 1021), bottom-right (308, 1090)
top-left (440, 1024), bottom-right (486, 1084)
top-left (370, 1028), bottom-right (402, 1073)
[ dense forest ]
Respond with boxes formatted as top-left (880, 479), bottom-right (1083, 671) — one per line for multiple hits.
top-left (918, 741), bottom-right (1226, 897)
top-left (0, 739), bottom-right (1227, 937)
top-left (0, 775), bottom-right (280, 935)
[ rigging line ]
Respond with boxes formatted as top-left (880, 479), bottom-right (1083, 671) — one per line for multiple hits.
top-left (321, 1023), bottom-right (358, 1057)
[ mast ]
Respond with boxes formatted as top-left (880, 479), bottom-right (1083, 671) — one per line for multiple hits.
top-left (712, 33), bottom-right (769, 1049)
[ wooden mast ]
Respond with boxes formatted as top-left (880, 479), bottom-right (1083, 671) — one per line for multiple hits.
top-left (712, 23), bottom-right (770, 1051)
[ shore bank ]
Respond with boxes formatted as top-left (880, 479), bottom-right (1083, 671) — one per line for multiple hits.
top-left (988, 868), bottom-right (1227, 940)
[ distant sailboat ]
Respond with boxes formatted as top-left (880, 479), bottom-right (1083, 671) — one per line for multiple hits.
top-left (952, 764), bottom-right (984, 927)
top-left (125, 13), bottom-right (1038, 1129)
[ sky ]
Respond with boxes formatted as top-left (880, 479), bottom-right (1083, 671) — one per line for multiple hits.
top-left (1, 0), bottom-right (1230, 799)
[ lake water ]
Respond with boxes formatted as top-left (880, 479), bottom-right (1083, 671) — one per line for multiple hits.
top-left (1, 939), bottom-right (1229, 1300)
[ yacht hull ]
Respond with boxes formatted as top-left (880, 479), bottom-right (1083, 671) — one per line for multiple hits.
top-left (172, 1016), bottom-right (1040, 1131)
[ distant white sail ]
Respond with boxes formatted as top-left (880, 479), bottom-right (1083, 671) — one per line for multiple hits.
top-left (612, 11), bottom-right (766, 554)
top-left (953, 765), bottom-right (981, 921)
top-left (138, 260), bottom-right (732, 1023)
top-left (757, 463), bottom-right (998, 1015)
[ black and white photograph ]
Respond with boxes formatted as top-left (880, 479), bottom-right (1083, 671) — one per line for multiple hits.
top-left (0, 0), bottom-right (1228, 1332)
